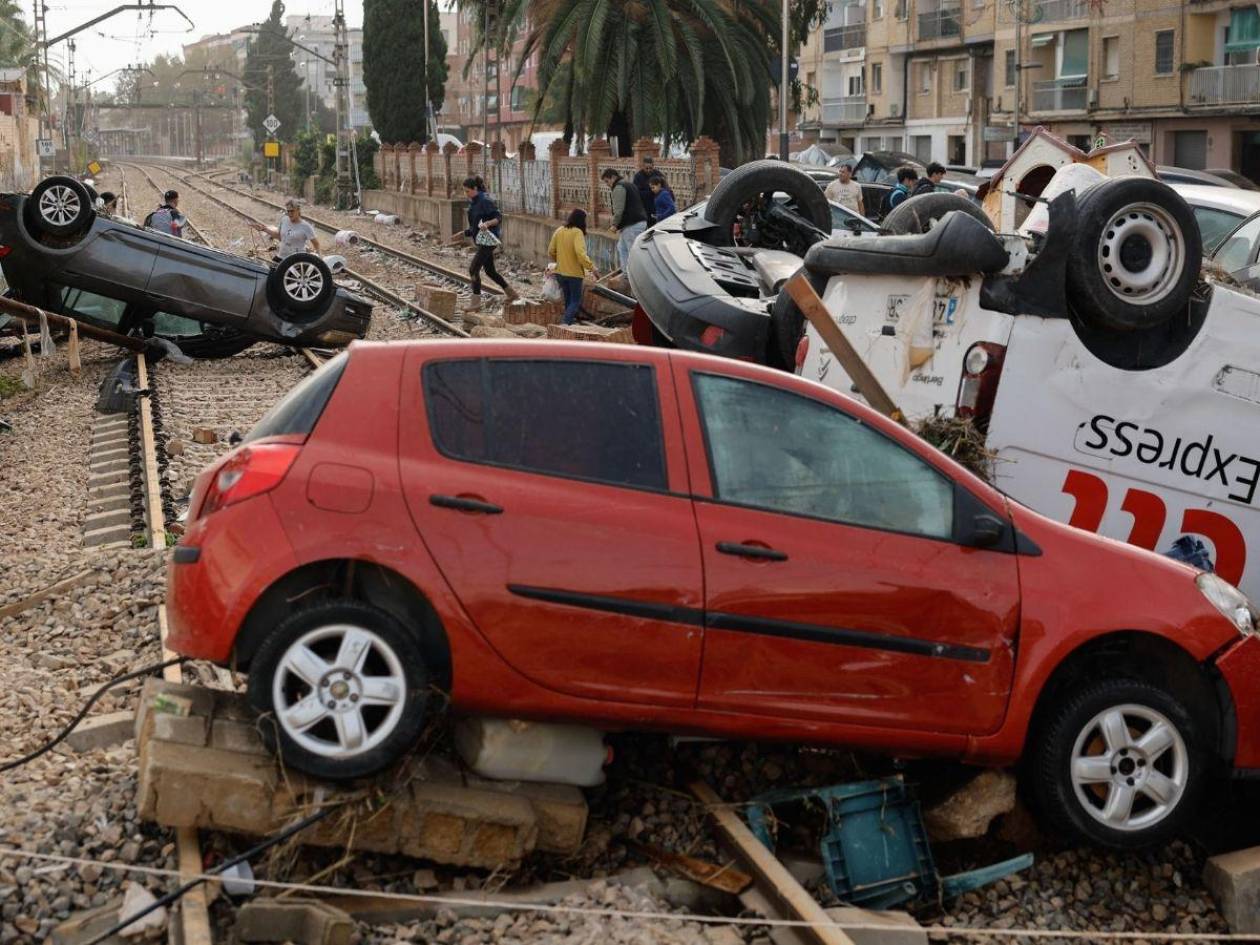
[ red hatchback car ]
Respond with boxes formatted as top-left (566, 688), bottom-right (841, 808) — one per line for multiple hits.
top-left (168, 340), bottom-right (1260, 849)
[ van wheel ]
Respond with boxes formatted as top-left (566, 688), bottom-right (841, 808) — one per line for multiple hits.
top-left (267, 252), bottom-right (334, 319)
top-left (704, 160), bottom-right (832, 252)
top-left (248, 600), bottom-right (430, 781)
top-left (768, 277), bottom-right (806, 371)
top-left (1030, 678), bottom-right (1202, 849)
top-left (1067, 178), bottom-right (1201, 332)
top-left (28, 176), bottom-right (95, 240)
top-left (881, 192), bottom-right (994, 235)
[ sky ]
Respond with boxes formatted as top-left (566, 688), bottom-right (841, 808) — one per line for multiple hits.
top-left (24, 0), bottom-right (368, 92)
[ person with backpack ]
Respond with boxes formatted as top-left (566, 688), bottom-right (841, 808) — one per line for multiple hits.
top-left (912, 162), bottom-right (946, 197)
top-left (547, 208), bottom-right (599, 325)
top-left (601, 168), bottom-right (647, 270)
top-left (145, 190), bottom-right (186, 238)
top-left (448, 176), bottom-right (520, 309)
top-left (882, 167), bottom-right (919, 216)
top-left (648, 174), bottom-right (677, 221)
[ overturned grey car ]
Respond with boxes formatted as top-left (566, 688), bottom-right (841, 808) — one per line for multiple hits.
top-left (0, 176), bottom-right (371, 358)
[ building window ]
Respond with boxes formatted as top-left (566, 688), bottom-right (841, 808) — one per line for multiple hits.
top-left (1173, 130), bottom-right (1207, 169)
top-left (848, 70), bottom-right (865, 96)
top-left (872, 62), bottom-right (883, 93)
top-left (510, 85), bottom-right (524, 110)
top-left (895, 0), bottom-right (907, 19)
top-left (873, 0), bottom-right (884, 17)
top-left (1060, 28), bottom-right (1089, 78)
top-left (1005, 49), bottom-right (1016, 87)
top-left (886, 136), bottom-right (902, 151)
top-left (1154, 30), bottom-right (1175, 75)
top-left (912, 135), bottom-right (932, 162)
top-left (954, 59), bottom-right (969, 91)
top-left (863, 135), bottom-right (881, 151)
top-left (1103, 35), bottom-right (1119, 79)
top-left (918, 62), bottom-right (933, 93)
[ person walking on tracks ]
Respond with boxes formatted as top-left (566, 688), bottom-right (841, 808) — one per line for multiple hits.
top-left (601, 168), bottom-right (647, 271)
top-left (449, 176), bottom-right (520, 309)
top-left (250, 198), bottom-right (321, 259)
top-left (548, 208), bottom-right (599, 326)
top-left (145, 190), bottom-right (187, 238)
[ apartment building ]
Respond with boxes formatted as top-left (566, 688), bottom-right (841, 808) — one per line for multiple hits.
top-left (283, 16), bottom-right (369, 129)
top-left (805, 0), bottom-right (1260, 181)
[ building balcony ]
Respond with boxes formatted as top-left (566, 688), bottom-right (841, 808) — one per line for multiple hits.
top-left (1032, 78), bottom-right (1088, 112)
top-left (821, 96), bottom-right (868, 125)
top-left (824, 24), bottom-right (866, 52)
top-left (918, 4), bottom-right (962, 41)
top-left (1187, 64), bottom-right (1260, 106)
top-left (1035, 0), bottom-right (1091, 21)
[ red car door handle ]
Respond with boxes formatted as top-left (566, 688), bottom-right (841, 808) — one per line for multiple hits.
top-left (716, 541), bottom-right (788, 562)
top-left (430, 494), bottom-right (503, 515)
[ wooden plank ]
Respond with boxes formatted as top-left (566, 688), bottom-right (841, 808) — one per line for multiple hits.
top-left (0, 568), bottom-right (98, 620)
top-left (784, 272), bottom-right (904, 424)
top-left (176, 826), bottom-right (214, 945)
top-left (689, 780), bottom-right (855, 945)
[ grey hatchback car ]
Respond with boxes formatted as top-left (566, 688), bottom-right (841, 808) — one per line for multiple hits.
top-left (0, 176), bottom-right (371, 357)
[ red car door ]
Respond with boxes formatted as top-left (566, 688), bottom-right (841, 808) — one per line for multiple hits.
top-left (673, 359), bottom-right (1020, 735)
top-left (397, 348), bottom-right (704, 707)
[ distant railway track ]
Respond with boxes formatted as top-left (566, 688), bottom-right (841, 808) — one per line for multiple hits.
top-left (125, 162), bottom-right (470, 340)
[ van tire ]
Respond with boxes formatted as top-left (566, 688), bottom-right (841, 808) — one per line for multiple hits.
top-left (1067, 178), bottom-right (1201, 332)
top-left (704, 161), bottom-right (832, 248)
top-left (267, 252), bottom-right (335, 319)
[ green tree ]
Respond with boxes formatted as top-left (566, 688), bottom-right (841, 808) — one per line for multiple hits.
top-left (242, 0), bottom-right (307, 145)
top-left (362, 0), bottom-right (448, 143)
top-left (462, 0), bottom-right (827, 164)
top-left (0, 0), bottom-right (48, 113)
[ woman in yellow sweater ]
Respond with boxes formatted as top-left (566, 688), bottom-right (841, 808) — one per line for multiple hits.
top-left (547, 209), bottom-right (599, 325)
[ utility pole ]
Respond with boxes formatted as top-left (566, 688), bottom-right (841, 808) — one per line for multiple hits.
top-left (1012, 0), bottom-right (1021, 154)
top-left (65, 39), bottom-right (76, 157)
top-left (33, 0), bottom-right (52, 164)
top-left (779, 0), bottom-right (789, 160)
top-left (333, 0), bottom-right (353, 208)
top-left (423, 0), bottom-right (432, 142)
top-left (194, 91), bottom-right (203, 166)
top-left (267, 63), bottom-right (276, 185)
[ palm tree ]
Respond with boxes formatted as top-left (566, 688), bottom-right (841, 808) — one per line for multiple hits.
top-left (464, 0), bottom-right (793, 165)
top-left (0, 1), bottom-right (52, 117)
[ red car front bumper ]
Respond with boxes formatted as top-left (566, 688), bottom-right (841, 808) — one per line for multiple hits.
top-left (1216, 634), bottom-right (1260, 770)
top-left (166, 495), bottom-right (298, 664)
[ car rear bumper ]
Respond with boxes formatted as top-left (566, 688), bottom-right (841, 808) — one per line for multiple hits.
top-left (626, 229), bottom-right (771, 361)
top-left (1216, 635), bottom-right (1260, 770)
top-left (166, 495), bottom-right (298, 663)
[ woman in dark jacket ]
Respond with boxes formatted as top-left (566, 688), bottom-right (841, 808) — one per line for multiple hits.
top-left (449, 176), bottom-right (519, 308)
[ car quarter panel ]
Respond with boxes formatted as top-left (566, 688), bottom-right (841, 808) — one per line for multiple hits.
top-left (147, 242), bottom-right (263, 322)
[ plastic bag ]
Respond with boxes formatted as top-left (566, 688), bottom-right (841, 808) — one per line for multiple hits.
top-left (475, 226), bottom-right (501, 248)
top-left (542, 271), bottom-right (563, 303)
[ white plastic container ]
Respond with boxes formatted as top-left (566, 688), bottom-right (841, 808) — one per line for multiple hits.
top-left (334, 229), bottom-right (360, 246)
top-left (322, 253), bottom-right (347, 274)
top-left (454, 717), bottom-right (609, 787)
top-left (373, 212), bottom-right (398, 225)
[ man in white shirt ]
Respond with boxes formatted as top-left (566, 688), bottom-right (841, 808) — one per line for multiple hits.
top-left (824, 162), bottom-right (865, 217)
top-left (251, 198), bottom-right (320, 258)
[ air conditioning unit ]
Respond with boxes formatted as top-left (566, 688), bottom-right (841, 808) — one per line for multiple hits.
top-left (890, 102), bottom-right (901, 116)
top-left (1088, 87), bottom-right (1099, 107)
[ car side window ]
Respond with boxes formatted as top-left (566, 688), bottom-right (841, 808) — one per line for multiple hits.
top-left (1193, 207), bottom-right (1243, 255)
top-left (59, 287), bottom-right (127, 327)
top-left (1213, 214), bottom-right (1260, 272)
top-left (693, 372), bottom-right (954, 539)
top-left (424, 358), bottom-right (668, 490)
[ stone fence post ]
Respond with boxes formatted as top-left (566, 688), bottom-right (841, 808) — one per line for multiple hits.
top-left (587, 138), bottom-right (612, 228)
top-left (549, 138), bottom-right (566, 219)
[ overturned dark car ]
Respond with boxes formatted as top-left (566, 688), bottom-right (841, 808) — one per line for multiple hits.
top-left (0, 176), bottom-right (371, 358)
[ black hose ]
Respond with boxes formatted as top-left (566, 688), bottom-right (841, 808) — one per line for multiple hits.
top-left (85, 803), bottom-right (341, 945)
top-left (0, 656), bottom-right (187, 774)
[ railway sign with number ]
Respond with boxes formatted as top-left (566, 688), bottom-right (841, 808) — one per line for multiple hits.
top-left (263, 114), bottom-right (281, 135)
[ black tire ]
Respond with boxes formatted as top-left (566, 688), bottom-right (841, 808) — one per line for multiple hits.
top-left (1067, 177), bottom-right (1201, 332)
top-left (704, 160), bottom-right (832, 248)
top-left (767, 277), bottom-right (806, 372)
top-left (247, 600), bottom-right (430, 781)
top-left (1029, 678), bottom-right (1205, 850)
top-left (881, 192), bottom-right (994, 235)
top-left (27, 176), bottom-right (95, 239)
top-left (266, 252), bottom-right (335, 319)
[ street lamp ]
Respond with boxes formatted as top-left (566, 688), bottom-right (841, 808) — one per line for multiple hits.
top-left (780, 0), bottom-right (789, 160)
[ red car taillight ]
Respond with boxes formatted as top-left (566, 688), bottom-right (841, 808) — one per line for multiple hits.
top-left (700, 325), bottom-right (727, 348)
top-left (0, 245), bottom-right (11, 259)
top-left (956, 342), bottom-right (1007, 423)
top-left (199, 443), bottom-right (301, 517)
top-left (794, 334), bottom-right (810, 372)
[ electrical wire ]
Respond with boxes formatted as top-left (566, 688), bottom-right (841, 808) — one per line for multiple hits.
top-left (0, 655), bottom-right (187, 774)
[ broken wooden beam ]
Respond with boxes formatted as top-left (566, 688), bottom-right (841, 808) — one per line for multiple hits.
top-left (0, 295), bottom-right (148, 353)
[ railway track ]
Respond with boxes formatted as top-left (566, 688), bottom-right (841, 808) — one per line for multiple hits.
top-left (125, 162), bottom-right (469, 340)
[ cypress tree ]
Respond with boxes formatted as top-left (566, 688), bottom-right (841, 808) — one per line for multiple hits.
top-left (242, 0), bottom-right (306, 145)
top-left (363, 0), bottom-right (448, 144)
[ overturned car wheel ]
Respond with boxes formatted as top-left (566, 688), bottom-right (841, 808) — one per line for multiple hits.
top-left (267, 252), bottom-right (335, 320)
top-left (881, 192), bottom-right (994, 235)
top-left (1067, 178), bottom-right (1200, 332)
top-left (27, 176), bottom-right (95, 241)
top-left (704, 160), bottom-right (832, 253)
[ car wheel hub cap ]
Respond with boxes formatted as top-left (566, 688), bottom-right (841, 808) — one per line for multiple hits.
top-left (1096, 203), bottom-right (1183, 304)
top-left (1070, 703), bottom-right (1188, 832)
top-left (283, 262), bottom-right (324, 302)
top-left (39, 185), bottom-right (80, 226)
top-left (273, 624), bottom-right (406, 759)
